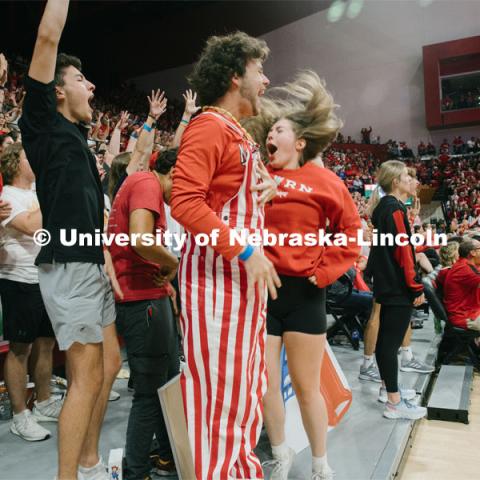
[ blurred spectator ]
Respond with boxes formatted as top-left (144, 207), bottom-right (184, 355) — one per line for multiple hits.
top-left (0, 143), bottom-right (62, 441)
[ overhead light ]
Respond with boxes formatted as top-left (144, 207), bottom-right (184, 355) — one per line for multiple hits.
top-left (327, 0), bottom-right (347, 23)
top-left (347, 0), bottom-right (364, 19)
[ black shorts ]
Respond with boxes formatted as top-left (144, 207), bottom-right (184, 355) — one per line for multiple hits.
top-left (0, 279), bottom-right (54, 343)
top-left (267, 275), bottom-right (327, 336)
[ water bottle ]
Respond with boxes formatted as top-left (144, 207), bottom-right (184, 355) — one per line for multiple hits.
top-left (0, 385), bottom-right (12, 421)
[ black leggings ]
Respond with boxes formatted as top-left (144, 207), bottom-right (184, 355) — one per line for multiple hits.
top-left (375, 304), bottom-right (412, 393)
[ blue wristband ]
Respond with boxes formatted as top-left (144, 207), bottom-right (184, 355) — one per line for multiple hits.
top-left (143, 123), bottom-right (152, 133)
top-left (238, 244), bottom-right (254, 262)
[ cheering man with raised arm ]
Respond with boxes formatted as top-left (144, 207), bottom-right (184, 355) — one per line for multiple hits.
top-left (170, 32), bottom-right (281, 479)
top-left (19, 1), bottom-right (121, 479)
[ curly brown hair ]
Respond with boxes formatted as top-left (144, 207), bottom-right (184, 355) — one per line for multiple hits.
top-left (189, 31), bottom-right (269, 106)
top-left (0, 142), bottom-right (23, 185)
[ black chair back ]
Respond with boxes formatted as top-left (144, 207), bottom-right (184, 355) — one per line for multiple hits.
top-left (422, 278), bottom-right (448, 323)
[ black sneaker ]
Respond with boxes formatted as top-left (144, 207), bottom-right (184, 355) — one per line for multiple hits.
top-left (151, 456), bottom-right (176, 477)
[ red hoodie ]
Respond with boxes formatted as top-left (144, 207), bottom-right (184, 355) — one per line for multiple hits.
top-left (265, 163), bottom-right (361, 288)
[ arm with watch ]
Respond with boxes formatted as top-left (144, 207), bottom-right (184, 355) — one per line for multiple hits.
top-left (126, 89), bottom-right (167, 175)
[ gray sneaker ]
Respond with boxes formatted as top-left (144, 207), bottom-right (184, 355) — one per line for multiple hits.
top-left (359, 364), bottom-right (382, 383)
top-left (400, 357), bottom-right (435, 373)
top-left (383, 398), bottom-right (427, 420)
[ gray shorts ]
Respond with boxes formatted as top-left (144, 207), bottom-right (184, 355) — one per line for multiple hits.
top-left (38, 262), bottom-right (116, 351)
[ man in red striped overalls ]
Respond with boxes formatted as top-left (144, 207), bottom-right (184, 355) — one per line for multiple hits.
top-left (170, 32), bottom-right (281, 479)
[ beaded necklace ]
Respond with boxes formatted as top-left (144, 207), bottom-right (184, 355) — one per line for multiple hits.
top-left (202, 105), bottom-right (256, 144)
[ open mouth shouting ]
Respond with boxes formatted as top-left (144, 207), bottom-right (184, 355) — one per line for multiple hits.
top-left (267, 142), bottom-right (278, 159)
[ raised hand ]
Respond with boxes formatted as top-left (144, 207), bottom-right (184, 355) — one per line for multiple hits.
top-left (251, 160), bottom-right (277, 205)
top-left (182, 89), bottom-right (200, 117)
top-left (148, 89), bottom-right (167, 120)
top-left (115, 110), bottom-right (130, 130)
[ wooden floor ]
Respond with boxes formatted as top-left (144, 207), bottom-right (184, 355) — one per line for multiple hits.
top-left (400, 373), bottom-right (480, 480)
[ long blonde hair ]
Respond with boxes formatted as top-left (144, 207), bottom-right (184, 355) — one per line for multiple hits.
top-left (244, 70), bottom-right (343, 163)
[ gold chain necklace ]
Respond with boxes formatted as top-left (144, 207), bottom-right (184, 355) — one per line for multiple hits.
top-left (202, 106), bottom-right (255, 144)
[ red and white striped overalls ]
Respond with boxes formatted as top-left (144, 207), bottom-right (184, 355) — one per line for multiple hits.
top-left (179, 111), bottom-right (267, 479)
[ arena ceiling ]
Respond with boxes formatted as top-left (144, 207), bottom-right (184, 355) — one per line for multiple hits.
top-left (0, 1), bottom-right (331, 87)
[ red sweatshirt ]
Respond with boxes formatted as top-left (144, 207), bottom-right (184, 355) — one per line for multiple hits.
top-left (264, 163), bottom-right (361, 288)
top-left (437, 258), bottom-right (480, 329)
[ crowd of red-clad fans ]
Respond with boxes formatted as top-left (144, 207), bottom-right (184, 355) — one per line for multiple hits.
top-left (441, 85), bottom-right (480, 112)
top-left (324, 131), bottom-right (480, 227)
top-left (1, 53), bottom-right (480, 228)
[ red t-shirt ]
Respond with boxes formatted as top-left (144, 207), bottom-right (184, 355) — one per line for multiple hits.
top-left (108, 172), bottom-right (170, 302)
top-left (264, 163), bottom-right (361, 288)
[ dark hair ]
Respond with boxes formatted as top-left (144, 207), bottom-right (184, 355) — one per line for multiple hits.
top-left (153, 148), bottom-right (177, 175)
top-left (54, 53), bottom-right (82, 86)
top-left (108, 152), bottom-right (131, 201)
top-left (458, 240), bottom-right (478, 258)
top-left (413, 225), bottom-right (422, 233)
top-left (448, 235), bottom-right (464, 244)
top-left (189, 31), bottom-right (269, 106)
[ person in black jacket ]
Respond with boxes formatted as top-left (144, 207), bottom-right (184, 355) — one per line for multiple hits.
top-left (366, 160), bottom-right (427, 420)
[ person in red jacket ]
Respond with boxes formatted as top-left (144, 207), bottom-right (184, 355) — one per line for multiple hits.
top-left (437, 239), bottom-right (480, 332)
top-left (247, 71), bottom-right (361, 480)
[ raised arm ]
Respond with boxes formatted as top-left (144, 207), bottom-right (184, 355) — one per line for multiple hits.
top-left (108, 111), bottom-right (130, 157)
top-left (126, 90), bottom-right (166, 174)
top-left (171, 89), bottom-right (200, 148)
top-left (29, 0), bottom-right (70, 84)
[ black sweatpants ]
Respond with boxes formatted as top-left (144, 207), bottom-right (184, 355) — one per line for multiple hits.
top-left (375, 304), bottom-right (412, 393)
top-left (116, 298), bottom-right (180, 480)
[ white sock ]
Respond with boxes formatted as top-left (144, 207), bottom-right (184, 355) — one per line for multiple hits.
top-left (363, 354), bottom-right (374, 368)
top-left (78, 458), bottom-right (102, 472)
top-left (312, 454), bottom-right (330, 473)
top-left (271, 441), bottom-right (289, 458)
top-left (13, 409), bottom-right (29, 419)
top-left (401, 347), bottom-right (413, 362)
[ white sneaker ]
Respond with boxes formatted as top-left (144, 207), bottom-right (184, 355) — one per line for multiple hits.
top-left (378, 385), bottom-right (416, 403)
top-left (263, 447), bottom-right (295, 480)
top-left (383, 398), bottom-right (427, 420)
top-left (10, 410), bottom-right (51, 441)
top-left (33, 396), bottom-right (63, 422)
top-left (312, 464), bottom-right (335, 479)
top-left (108, 390), bottom-right (120, 402)
top-left (78, 457), bottom-right (108, 480)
